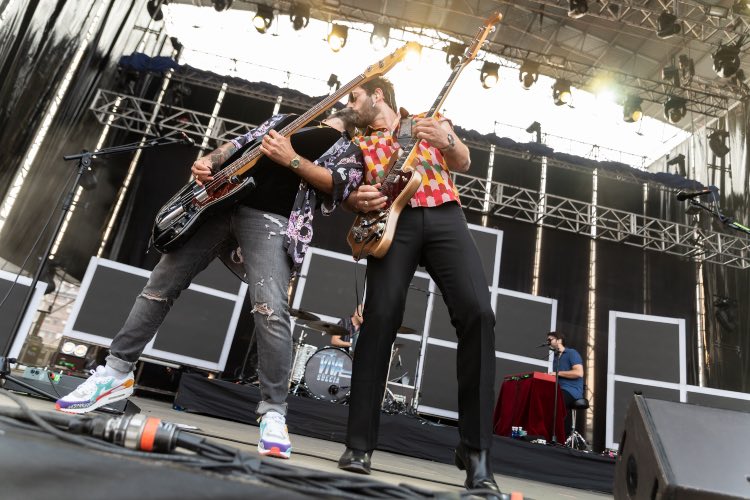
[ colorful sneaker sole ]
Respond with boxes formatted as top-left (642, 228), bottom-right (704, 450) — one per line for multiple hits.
top-left (56, 381), bottom-right (134, 414)
top-left (258, 444), bottom-right (292, 459)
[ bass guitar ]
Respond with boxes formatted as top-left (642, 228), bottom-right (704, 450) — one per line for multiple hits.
top-left (152, 42), bottom-right (419, 253)
top-left (347, 12), bottom-right (502, 260)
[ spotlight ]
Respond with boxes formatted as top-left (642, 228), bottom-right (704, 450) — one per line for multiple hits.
top-left (623, 95), bottom-right (643, 123)
top-left (666, 153), bottom-right (686, 177)
top-left (327, 73), bottom-right (340, 91)
top-left (568, 0), bottom-right (588, 19)
top-left (678, 54), bottom-right (694, 80)
top-left (480, 62), bottom-right (500, 89)
top-left (404, 43), bottom-right (422, 69)
top-left (713, 40), bottom-right (742, 78)
top-left (732, 0), bottom-right (750, 17)
top-left (370, 24), bottom-right (390, 50)
top-left (656, 11), bottom-right (681, 38)
top-left (552, 79), bottom-right (572, 106)
top-left (706, 6), bottom-right (729, 18)
top-left (327, 23), bottom-right (348, 52)
top-left (663, 95), bottom-right (687, 123)
top-left (519, 61), bottom-right (539, 89)
top-left (212, 0), bottom-right (233, 12)
top-left (290, 3), bottom-right (310, 31)
top-left (445, 43), bottom-right (466, 70)
top-left (146, 0), bottom-right (166, 21)
top-left (708, 130), bottom-right (730, 157)
top-left (253, 4), bottom-right (273, 33)
top-left (526, 121), bottom-right (542, 143)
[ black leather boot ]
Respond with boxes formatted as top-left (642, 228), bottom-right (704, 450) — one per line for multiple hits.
top-left (454, 444), bottom-right (510, 499)
top-left (337, 448), bottom-right (372, 475)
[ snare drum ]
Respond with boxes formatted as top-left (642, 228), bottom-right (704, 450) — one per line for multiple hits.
top-left (303, 347), bottom-right (352, 403)
top-left (290, 344), bottom-right (317, 383)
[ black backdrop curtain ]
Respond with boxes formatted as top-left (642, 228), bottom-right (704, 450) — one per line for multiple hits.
top-left (0, 0), bottom-right (142, 279)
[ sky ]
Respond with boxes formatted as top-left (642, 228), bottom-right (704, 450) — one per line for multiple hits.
top-left (162, 4), bottom-right (690, 169)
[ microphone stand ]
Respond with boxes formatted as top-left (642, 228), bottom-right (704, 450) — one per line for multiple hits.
top-left (685, 198), bottom-right (750, 236)
top-left (1, 134), bottom-right (190, 402)
top-left (550, 346), bottom-right (562, 445)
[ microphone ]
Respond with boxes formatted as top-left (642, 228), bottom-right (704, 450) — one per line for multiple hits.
top-left (536, 341), bottom-right (550, 348)
top-left (676, 188), bottom-right (712, 201)
top-left (180, 132), bottom-right (195, 146)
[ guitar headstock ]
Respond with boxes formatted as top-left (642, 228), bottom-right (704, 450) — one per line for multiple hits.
top-left (363, 41), bottom-right (422, 78)
top-left (463, 12), bottom-right (503, 64)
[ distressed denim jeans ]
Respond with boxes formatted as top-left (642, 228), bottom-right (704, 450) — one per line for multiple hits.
top-left (106, 205), bottom-right (293, 416)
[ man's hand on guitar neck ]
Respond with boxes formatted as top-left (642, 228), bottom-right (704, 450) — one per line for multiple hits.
top-left (345, 183), bottom-right (388, 213)
top-left (191, 142), bottom-right (237, 187)
top-left (412, 117), bottom-right (471, 173)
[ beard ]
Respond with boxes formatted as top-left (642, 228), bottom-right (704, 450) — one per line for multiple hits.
top-left (352, 103), bottom-right (378, 129)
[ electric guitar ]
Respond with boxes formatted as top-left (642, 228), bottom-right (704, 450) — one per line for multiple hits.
top-left (347, 12), bottom-right (502, 260)
top-left (151, 42), bottom-right (419, 253)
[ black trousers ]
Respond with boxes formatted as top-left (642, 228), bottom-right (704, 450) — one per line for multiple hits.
top-left (346, 203), bottom-right (497, 452)
top-left (562, 389), bottom-right (576, 437)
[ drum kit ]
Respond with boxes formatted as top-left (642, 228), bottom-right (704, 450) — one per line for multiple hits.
top-left (288, 308), bottom-right (413, 412)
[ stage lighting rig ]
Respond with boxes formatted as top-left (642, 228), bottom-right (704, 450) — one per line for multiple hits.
top-left (253, 4), bottom-right (273, 33)
top-left (327, 73), bottom-right (340, 91)
top-left (552, 79), bottom-right (572, 106)
top-left (678, 55), bottom-right (694, 81)
top-left (656, 11), bottom-right (681, 38)
top-left (713, 39), bottom-right (743, 78)
top-left (370, 24), bottom-right (390, 50)
top-left (404, 43), bottom-right (422, 69)
top-left (445, 43), bottom-right (465, 70)
top-left (663, 95), bottom-right (687, 123)
top-left (290, 3), bottom-right (310, 31)
top-left (480, 62), bottom-right (499, 89)
top-left (732, 0), bottom-right (750, 17)
top-left (328, 23), bottom-right (348, 52)
top-left (568, 0), bottom-right (588, 19)
top-left (666, 153), bottom-right (686, 177)
top-left (526, 121), bottom-right (542, 143)
top-left (622, 95), bottom-right (643, 123)
top-left (212, 0), bottom-right (233, 12)
top-left (519, 61), bottom-right (539, 90)
top-left (661, 65), bottom-right (681, 87)
top-left (708, 129), bottom-right (730, 157)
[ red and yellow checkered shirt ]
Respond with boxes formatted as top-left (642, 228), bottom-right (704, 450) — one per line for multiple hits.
top-left (354, 113), bottom-right (461, 208)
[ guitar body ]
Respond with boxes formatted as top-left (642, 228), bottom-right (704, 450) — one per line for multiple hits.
top-left (151, 174), bottom-right (255, 253)
top-left (347, 166), bottom-right (422, 260)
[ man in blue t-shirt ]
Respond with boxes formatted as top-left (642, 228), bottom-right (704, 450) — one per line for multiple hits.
top-left (548, 331), bottom-right (584, 436)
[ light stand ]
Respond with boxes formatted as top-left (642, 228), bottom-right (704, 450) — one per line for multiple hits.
top-left (1, 134), bottom-right (191, 402)
top-left (550, 346), bottom-right (562, 445)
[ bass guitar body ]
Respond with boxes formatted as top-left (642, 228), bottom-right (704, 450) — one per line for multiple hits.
top-left (347, 166), bottom-right (422, 260)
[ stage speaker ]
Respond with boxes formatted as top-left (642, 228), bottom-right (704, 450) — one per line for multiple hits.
top-left (614, 395), bottom-right (750, 500)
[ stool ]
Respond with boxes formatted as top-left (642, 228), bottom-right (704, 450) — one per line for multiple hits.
top-left (565, 398), bottom-right (589, 450)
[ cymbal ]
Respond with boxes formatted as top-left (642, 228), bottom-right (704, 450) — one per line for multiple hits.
top-left (304, 320), bottom-right (349, 336)
top-left (289, 308), bottom-right (320, 322)
top-left (397, 325), bottom-right (416, 334)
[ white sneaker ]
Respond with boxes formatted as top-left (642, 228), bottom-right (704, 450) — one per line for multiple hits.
top-left (258, 411), bottom-right (292, 459)
top-left (55, 366), bottom-right (134, 414)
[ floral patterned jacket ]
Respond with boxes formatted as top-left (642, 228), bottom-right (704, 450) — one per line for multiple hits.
top-left (228, 114), bottom-right (363, 272)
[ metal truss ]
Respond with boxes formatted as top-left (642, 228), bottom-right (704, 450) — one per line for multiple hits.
top-left (456, 172), bottom-right (750, 269)
top-left (90, 88), bottom-right (750, 269)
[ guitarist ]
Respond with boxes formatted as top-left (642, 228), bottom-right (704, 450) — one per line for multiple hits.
top-left (55, 109), bottom-right (364, 461)
top-left (336, 77), bottom-right (505, 497)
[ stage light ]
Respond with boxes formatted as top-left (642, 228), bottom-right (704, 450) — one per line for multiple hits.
top-left (404, 43), bottom-right (422, 69)
top-left (568, 0), bottom-right (588, 19)
top-left (707, 5), bottom-right (729, 18)
top-left (146, 0), bottom-right (165, 21)
top-left (480, 62), bottom-right (499, 89)
top-left (370, 24), bottom-right (390, 50)
top-left (253, 4), bottom-right (274, 33)
top-left (328, 24), bottom-right (348, 52)
top-left (445, 42), bottom-right (466, 70)
top-left (290, 3), bottom-right (310, 31)
top-left (679, 54), bottom-right (694, 80)
top-left (526, 121), bottom-right (541, 143)
top-left (656, 11), bottom-right (681, 38)
top-left (661, 65), bottom-right (680, 87)
top-left (708, 130), bottom-right (730, 157)
top-left (212, 0), bottom-right (233, 12)
top-left (666, 153), bottom-right (686, 177)
top-left (519, 61), bottom-right (539, 89)
top-left (552, 79), bottom-right (572, 106)
top-left (713, 41), bottom-right (742, 78)
top-left (61, 341), bottom-right (76, 355)
top-left (622, 95), bottom-right (643, 123)
top-left (732, 0), bottom-right (750, 17)
top-left (663, 95), bottom-right (687, 123)
top-left (327, 73), bottom-right (340, 91)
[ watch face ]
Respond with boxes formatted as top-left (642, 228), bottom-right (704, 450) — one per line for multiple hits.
top-left (290, 156), bottom-right (300, 168)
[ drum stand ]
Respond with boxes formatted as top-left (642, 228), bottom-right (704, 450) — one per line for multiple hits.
top-left (289, 328), bottom-right (308, 395)
top-left (381, 344), bottom-right (407, 414)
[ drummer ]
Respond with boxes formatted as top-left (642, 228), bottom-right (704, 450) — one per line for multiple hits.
top-left (331, 304), bottom-right (363, 353)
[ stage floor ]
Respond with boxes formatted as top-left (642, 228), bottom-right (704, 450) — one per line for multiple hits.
top-left (0, 389), bottom-right (611, 500)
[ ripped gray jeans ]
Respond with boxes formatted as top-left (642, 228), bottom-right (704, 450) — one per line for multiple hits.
top-left (106, 205), bottom-right (293, 416)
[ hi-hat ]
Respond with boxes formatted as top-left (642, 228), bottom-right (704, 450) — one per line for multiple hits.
top-left (305, 320), bottom-right (348, 336)
top-left (289, 308), bottom-right (320, 322)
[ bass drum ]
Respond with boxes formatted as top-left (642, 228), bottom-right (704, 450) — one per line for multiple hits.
top-left (303, 347), bottom-right (352, 403)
